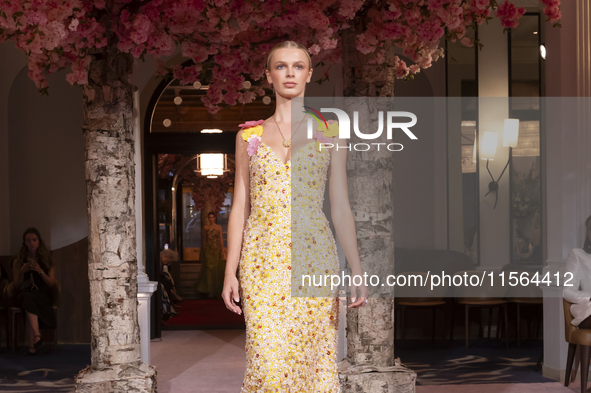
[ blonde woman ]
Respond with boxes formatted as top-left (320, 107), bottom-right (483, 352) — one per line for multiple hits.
top-left (222, 41), bottom-right (368, 391)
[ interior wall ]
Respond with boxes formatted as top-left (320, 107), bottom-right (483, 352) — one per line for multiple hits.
top-left (7, 66), bottom-right (88, 253)
top-left (477, 19), bottom-right (511, 270)
top-left (392, 52), bottom-right (446, 250)
top-left (0, 42), bottom-right (91, 344)
top-left (0, 43), bottom-right (27, 254)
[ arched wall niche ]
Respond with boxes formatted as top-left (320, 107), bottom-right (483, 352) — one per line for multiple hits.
top-left (7, 65), bottom-right (87, 252)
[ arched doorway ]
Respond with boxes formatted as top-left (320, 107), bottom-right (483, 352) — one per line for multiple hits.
top-left (144, 76), bottom-right (274, 337)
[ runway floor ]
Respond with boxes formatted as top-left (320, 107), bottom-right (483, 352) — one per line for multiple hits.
top-left (0, 330), bottom-right (581, 392)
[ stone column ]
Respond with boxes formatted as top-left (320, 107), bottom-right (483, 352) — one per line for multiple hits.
top-left (338, 26), bottom-right (416, 393)
top-left (75, 52), bottom-right (156, 393)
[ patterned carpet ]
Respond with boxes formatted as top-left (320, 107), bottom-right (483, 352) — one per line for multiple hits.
top-left (0, 337), bottom-right (558, 391)
top-left (416, 382), bottom-right (574, 392)
top-left (0, 344), bottom-right (90, 392)
top-left (395, 338), bottom-right (550, 385)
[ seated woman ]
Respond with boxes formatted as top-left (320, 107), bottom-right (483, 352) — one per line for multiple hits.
top-left (11, 228), bottom-right (56, 355)
top-left (160, 249), bottom-right (183, 304)
top-left (0, 262), bottom-right (8, 304)
top-left (564, 215), bottom-right (591, 327)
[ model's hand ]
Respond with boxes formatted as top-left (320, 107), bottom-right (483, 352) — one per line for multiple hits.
top-left (348, 272), bottom-right (369, 309)
top-left (222, 273), bottom-right (242, 315)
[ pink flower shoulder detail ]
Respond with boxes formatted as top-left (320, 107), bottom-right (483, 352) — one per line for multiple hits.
top-left (239, 120), bottom-right (265, 157)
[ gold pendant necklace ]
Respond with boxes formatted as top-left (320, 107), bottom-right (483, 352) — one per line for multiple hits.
top-left (273, 114), bottom-right (306, 148)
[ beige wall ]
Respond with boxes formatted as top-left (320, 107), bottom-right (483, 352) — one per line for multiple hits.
top-left (477, 18), bottom-right (511, 270)
top-left (7, 65), bottom-right (87, 252)
top-left (0, 43), bottom-right (27, 255)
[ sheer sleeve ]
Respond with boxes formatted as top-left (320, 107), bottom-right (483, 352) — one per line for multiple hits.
top-left (563, 249), bottom-right (591, 304)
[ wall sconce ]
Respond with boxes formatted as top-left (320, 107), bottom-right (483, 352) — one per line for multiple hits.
top-left (481, 119), bottom-right (520, 209)
top-left (195, 153), bottom-right (229, 178)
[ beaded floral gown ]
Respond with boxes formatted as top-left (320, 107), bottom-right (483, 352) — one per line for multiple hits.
top-left (238, 120), bottom-right (341, 392)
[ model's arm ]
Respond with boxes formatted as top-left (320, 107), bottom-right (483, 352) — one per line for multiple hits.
top-left (222, 131), bottom-right (250, 314)
top-left (564, 249), bottom-right (591, 303)
top-left (328, 137), bottom-right (368, 308)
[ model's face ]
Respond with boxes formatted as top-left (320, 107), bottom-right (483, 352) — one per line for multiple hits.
top-left (208, 215), bottom-right (215, 224)
top-left (266, 48), bottom-right (312, 98)
top-left (25, 234), bottom-right (39, 253)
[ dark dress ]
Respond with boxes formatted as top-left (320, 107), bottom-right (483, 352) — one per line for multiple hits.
top-left (0, 264), bottom-right (7, 281)
top-left (15, 269), bottom-right (56, 328)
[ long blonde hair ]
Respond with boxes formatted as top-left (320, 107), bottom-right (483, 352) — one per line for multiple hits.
top-left (266, 41), bottom-right (312, 71)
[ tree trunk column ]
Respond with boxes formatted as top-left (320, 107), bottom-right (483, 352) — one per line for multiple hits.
top-left (339, 27), bottom-right (416, 393)
top-left (75, 53), bottom-right (156, 392)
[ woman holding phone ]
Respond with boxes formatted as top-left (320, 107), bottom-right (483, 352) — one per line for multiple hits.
top-left (11, 227), bottom-right (56, 355)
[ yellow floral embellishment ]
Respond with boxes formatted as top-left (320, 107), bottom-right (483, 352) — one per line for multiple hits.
top-left (316, 120), bottom-right (339, 137)
top-left (241, 125), bottom-right (264, 141)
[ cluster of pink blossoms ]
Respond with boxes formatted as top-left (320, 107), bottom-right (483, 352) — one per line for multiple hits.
top-left (0, 0), bottom-right (561, 112)
top-left (355, 0), bottom-right (561, 79)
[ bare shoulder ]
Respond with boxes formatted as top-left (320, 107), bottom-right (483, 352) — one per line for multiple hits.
top-left (236, 130), bottom-right (246, 144)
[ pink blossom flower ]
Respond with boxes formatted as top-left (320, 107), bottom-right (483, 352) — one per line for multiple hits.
top-left (460, 37), bottom-right (474, 47)
top-left (395, 57), bottom-right (410, 78)
top-left (69, 19), bottom-right (79, 31)
top-left (314, 132), bottom-right (332, 144)
top-left (471, 0), bottom-right (490, 11)
top-left (26, 11), bottom-right (47, 26)
top-left (308, 44), bottom-right (321, 55)
top-left (542, 3), bottom-right (561, 23)
top-left (65, 55), bottom-right (91, 86)
top-left (0, 0), bottom-right (561, 113)
top-left (495, 0), bottom-right (526, 29)
top-left (239, 120), bottom-right (265, 129)
top-left (246, 135), bottom-right (261, 157)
